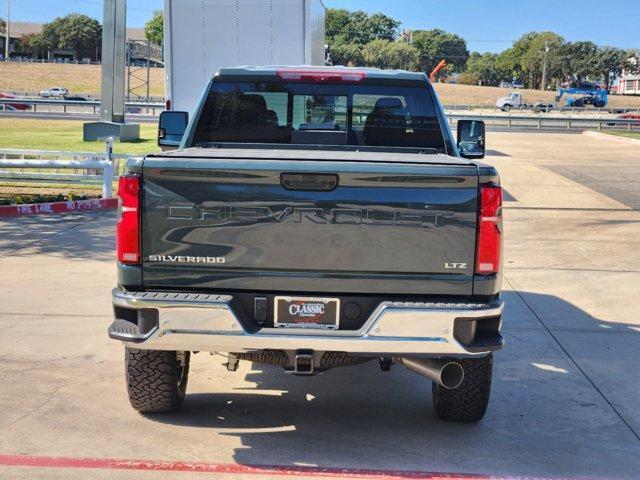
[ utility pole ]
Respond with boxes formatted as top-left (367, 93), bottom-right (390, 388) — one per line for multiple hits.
top-left (146, 39), bottom-right (151, 102)
top-left (4, 0), bottom-right (11, 61)
top-left (541, 40), bottom-right (550, 91)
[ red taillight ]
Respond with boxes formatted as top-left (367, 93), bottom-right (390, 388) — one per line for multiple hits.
top-left (116, 174), bottom-right (140, 264)
top-left (276, 68), bottom-right (367, 83)
top-left (476, 186), bottom-right (502, 275)
top-left (165, 98), bottom-right (171, 111)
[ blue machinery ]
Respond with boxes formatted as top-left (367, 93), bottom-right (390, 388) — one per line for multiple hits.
top-left (556, 85), bottom-right (608, 107)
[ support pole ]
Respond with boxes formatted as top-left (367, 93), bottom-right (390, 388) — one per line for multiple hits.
top-left (146, 40), bottom-right (151, 102)
top-left (100, 0), bottom-right (126, 123)
top-left (84, 0), bottom-right (140, 141)
top-left (4, 0), bottom-right (11, 61)
top-left (541, 41), bottom-right (550, 91)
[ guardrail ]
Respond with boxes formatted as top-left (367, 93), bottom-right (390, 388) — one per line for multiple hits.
top-left (0, 139), bottom-right (135, 198)
top-left (0, 98), bottom-right (164, 115)
top-left (2, 97), bottom-right (640, 116)
top-left (447, 113), bottom-right (640, 131)
top-left (3, 97), bottom-right (640, 122)
top-left (1, 99), bottom-right (639, 133)
top-left (445, 104), bottom-right (640, 114)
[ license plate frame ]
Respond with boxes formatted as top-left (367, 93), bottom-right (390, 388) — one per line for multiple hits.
top-left (274, 296), bottom-right (340, 330)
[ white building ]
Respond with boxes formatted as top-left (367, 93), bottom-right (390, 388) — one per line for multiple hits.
top-left (618, 57), bottom-right (640, 95)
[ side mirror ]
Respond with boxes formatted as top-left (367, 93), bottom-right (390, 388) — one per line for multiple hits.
top-left (457, 119), bottom-right (485, 159)
top-left (158, 111), bottom-right (189, 150)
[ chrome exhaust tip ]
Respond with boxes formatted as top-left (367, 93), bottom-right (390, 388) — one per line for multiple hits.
top-left (398, 358), bottom-right (464, 390)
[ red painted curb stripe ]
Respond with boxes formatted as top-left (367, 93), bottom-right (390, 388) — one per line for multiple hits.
top-left (0, 454), bottom-right (581, 480)
top-left (0, 198), bottom-right (117, 217)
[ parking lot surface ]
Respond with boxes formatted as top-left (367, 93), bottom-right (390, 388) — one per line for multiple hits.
top-left (0, 131), bottom-right (639, 480)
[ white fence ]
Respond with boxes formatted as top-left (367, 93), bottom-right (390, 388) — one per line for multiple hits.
top-left (0, 139), bottom-right (136, 198)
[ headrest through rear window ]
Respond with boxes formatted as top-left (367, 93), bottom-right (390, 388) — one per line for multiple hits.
top-left (373, 97), bottom-right (404, 112)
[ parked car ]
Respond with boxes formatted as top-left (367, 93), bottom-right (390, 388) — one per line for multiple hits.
top-left (0, 92), bottom-right (31, 110)
top-left (40, 87), bottom-right (69, 98)
top-left (607, 113), bottom-right (640, 127)
top-left (62, 95), bottom-right (88, 102)
top-left (109, 66), bottom-right (504, 423)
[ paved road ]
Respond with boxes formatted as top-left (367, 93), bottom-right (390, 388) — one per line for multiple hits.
top-left (0, 132), bottom-right (639, 480)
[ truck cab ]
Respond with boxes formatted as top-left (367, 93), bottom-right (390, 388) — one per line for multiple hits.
top-left (496, 91), bottom-right (523, 111)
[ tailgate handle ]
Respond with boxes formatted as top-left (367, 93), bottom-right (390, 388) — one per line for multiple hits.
top-left (281, 173), bottom-right (338, 191)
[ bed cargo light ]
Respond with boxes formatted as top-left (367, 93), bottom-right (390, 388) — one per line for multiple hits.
top-left (476, 186), bottom-right (502, 275)
top-left (276, 69), bottom-right (367, 83)
top-left (116, 174), bottom-right (140, 264)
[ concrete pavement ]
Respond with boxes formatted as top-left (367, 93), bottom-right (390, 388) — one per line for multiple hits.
top-left (0, 131), bottom-right (639, 479)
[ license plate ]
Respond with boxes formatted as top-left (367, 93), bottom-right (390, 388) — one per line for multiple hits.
top-left (274, 296), bottom-right (340, 330)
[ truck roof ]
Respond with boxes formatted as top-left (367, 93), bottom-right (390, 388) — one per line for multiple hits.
top-left (214, 65), bottom-right (430, 83)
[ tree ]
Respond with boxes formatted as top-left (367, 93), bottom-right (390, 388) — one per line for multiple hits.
top-left (627, 50), bottom-right (640, 75)
top-left (145, 10), bottom-right (163, 46)
top-left (411, 29), bottom-right (469, 74)
top-left (326, 8), bottom-right (402, 67)
top-left (519, 32), bottom-right (564, 89)
top-left (328, 40), bottom-right (364, 67)
top-left (554, 41), bottom-right (599, 82)
top-left (495, 33), bottom-right (536, 84)
top-left (457, 72), bottom-right (480, 85)
top-left (326, 8), bottom-right (400, 46)
top-left (465, 52), bottom-right (505, 86)
top-left (0, 17), bottom-right (6, 35)
top-left (361, 39), bottom-right (419, 70)
top-left (496, 32), bottom-right (564, 89)
top-left (44, 14), bottom-right (101, 60)
top-left (326, 8), bottom-right (351, 43)
top-left (39, 20), bottom-right (61, 53)
top-left (16, 33), bottom-right (49, 58)
top-left (627, 50), bottom-right (640, 74)
top-left (363, 12), bottom-right (401, 42)
top-left (595, 46), bottom-right (629, 90)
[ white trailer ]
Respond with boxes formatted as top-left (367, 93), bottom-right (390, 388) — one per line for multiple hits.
top-left (164, 0), bottom-right (326, 113)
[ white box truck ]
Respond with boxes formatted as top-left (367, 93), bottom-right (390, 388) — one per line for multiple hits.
top-left (164, 0), bottom-right (326, 113)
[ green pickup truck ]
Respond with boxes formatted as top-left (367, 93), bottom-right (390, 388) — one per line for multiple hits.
top-left (109, 66), bottom-right (504, 422)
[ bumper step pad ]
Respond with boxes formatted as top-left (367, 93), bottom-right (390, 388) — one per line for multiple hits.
top-left (108, 318), bottom-right (155, 343)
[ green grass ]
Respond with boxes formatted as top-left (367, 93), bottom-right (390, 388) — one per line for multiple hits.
top-left (0, 118), bottom-right (161, 155)
top-left (605, 131), bottom-right (640, 140)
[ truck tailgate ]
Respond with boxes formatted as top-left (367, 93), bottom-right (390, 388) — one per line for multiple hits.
top-left (141, 152), bottom-right (478, 295)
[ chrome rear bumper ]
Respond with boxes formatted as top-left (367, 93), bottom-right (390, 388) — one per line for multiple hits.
top-left (110, 289), bottom-right (504, 357)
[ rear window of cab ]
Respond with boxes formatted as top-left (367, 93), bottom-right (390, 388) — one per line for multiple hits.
top-left (192, 81), bottom-right (446, 151)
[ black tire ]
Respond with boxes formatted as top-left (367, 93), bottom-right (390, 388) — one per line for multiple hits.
top-left (432, 354), bottom-right (492, 423)
top-left (125, 348), bottom-right (190, 414)
top-left (502, 104), bottom-right (511, 112)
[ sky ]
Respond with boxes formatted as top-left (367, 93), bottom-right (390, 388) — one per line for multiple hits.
top-left (2, 0), bottom-right (639, 53)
